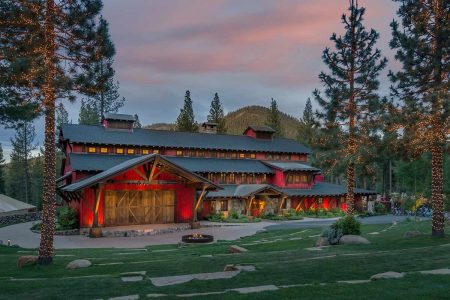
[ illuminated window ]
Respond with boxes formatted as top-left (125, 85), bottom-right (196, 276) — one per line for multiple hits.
top-left (189, 150), bottom-right (196, 156)
top-left (176, 150), bottom-right (183, 156)
top-left (220, 173), bottom-right (226, 183)
top-left (294, 175), bottom-right (300, 183)
top-left (116, 148), bottom-right (124, 154)
top-left (197, 151), bottom-right (204, 157)
top-left (219, 200), bottom-right (228, 211)
top-left (153, 149), bottom-right (159, 154)
top-left (127, 148), bottom-right (135, 154)
top-left (250, 153), bottom-right (256, 159)
top-left (142, 149), bottom-right (149, 155)
top-left (100, 147), bottom-right (108, 153)
top-left (241, 173), bottom-right (247, 183)
top-left (229, 173), bottom-right (235, 183)
top-left (318, 198), bottom-right (323, 204)
top-left (239, 153), bottom-right (245, 159)
top-left (219, 152), bottom-right (226, 158)
top-left (87, 147), bottom-right (96, 153)
top-left (301, 175), bottom-right (308, 183)
top-left (230, 152), bottom-right (237, 159)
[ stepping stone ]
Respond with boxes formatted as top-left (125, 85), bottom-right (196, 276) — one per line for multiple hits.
top-left (229, 245), bottom-right (248, 253)
top-left (419, 268), bottom-right (450, 275)
top-left (339, 235), bottom-right (370, 245)
top-left (121, 276), bottom-right (143, 282)
top-left (108, 295), bottom-right (139, 300)
top-left (146, 294), bottom-right (167, 298)
top-left (338, 280), bottom-right (371, 284)
top-left (230, 285), bottom-right (279, 294)
top-left (370, 271), bottom-right (405, 280)
top-left (236, 265), bottom-right (256, 272)
top-left (150, 270), bottom-right (241, 287)
top-left (66, 259), bottom-right (92, 269)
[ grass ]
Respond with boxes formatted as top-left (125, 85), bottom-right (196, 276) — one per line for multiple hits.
top-left (0, 220), bottom-right (449, 299)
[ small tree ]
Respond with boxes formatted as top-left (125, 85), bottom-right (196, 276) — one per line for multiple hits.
top-left (266, 98), bottom-right (282, 137)
top-left (313, 0), bottom-right (387, 215)
top-left (133, 114), bottom-right (142, 128)
top-left (297, 98), bottom-right (317, 147)
top-left (207, 93), bottom-right (227, 134)
top-left (78, 99), bottom-right (100, 125)
top-left (176, 90), bottom-right (198, 132)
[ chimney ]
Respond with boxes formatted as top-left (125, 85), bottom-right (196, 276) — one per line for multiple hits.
top-left (201, 122), bottom-right (218, 134)
top-left (102, 113), bottom-right (136, 131)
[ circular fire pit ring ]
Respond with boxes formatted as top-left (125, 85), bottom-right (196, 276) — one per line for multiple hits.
top-left (182, 234), bottom-right (214, 244)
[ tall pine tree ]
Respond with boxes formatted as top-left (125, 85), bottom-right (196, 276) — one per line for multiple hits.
top-left (78, 99), bottom-right (100, 125)
top-left (1, 0), bottom-right (102, 264)
top-left (8, 121), bottom-right (37, 203)
top-left (207, 93), bottom-right (227, 134)
top-left (297, 98), bottom-right (316, 147)
top-left (266, 98), bottom-right (282, 137)
top-left (0, 143), bottom-right (5, 194)
top-left (78, 16), bottom-right (124, 122)
top-left (176, 90), bottom-right (198, 132)
top-left (313, 0), bottom-right (387, 215)
top-left (390, 0), bottom-right (449, 236)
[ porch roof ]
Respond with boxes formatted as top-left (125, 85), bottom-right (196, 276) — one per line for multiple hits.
top-left (61, 154), bottom-right (221, 193)
top-left (262, 161), bottom-right (321, 172)
top-left (283, 182), bottom-right (376, 197)
top-left (206, 184), bottom-right (285, 199)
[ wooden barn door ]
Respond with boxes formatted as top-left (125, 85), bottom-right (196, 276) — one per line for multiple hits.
top-left (104, 190), bottom-right (175, 226)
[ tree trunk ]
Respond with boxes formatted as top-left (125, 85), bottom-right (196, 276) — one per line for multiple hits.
top-left (431, 144), bottom-right (444, 237)
top-left (38, 0), bottom-right (57, 265)
top-left (346, 162), bottom-right (355, 215)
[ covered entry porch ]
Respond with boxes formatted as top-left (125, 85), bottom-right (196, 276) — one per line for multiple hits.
top-left (60, 154), bottom-right (220, 233)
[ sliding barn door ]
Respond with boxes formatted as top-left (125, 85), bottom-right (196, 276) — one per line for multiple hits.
top-left (104, 190), bottom-right (175, 226)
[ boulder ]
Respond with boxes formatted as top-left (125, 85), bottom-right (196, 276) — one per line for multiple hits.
top-left (66, 259), bottom-right (92, 269)
top-left (370, 271), bottom-right (405, 281)
top-left (224, 264), bottom-right (239, 271)
top-left (316, 237), bottom-right (330, 247)
top-left (403, 231), bottom-right (422, 238)
top-left (339, 235), bottom-right (370, 245)
top-left (17, 255), bottom-right (38, 268)
top-left (229, 245), bottom-right (248, 253)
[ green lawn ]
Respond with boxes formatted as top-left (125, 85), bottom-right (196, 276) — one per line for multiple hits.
top-left (0, 220), bottom-right (449, 299)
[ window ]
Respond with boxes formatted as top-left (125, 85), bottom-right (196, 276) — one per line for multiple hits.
top-left (274, 154), bottom-right (280, 160)
top-left (229, 173), bottom-right (235, 183)
top-left (176, 150), bottom-right (183, 156)
top-left (266, 153), bottom-right (273, 160)
top-left (142, 149), bottom-right (149, 155)
top-left (116, 148), bottom-right (124, 154)
top-left (127, 148), bottom-right (135, 155)
top-left (250, 153), bottom-right (256, 159)
top-left (219, 200), bottom-right (228, 211)
top-left (261, 174), bottom-right (267, 183)
top-left (153, 149), bottom-right (159, 154)
top-left (318, 198), bottom-right (323, 204)
top-left (301, 175), bottom-right (308, 183)
top-left (210, 151), bottom-right (217, 158)
top-left (239, 153), bottom-right (245, 159)
top-left (100, 147), bottom-right (108, 154)
top-left (230, 152), bottom-right (237, 159)
top-left (87, 147), bottom-right (96, 153)
top-left (241, 173), bottom-right (247, 183)
top-left (219, 152), bottom-right (226, 158)
top-left (294, 175), bottom-right (300, 183)
top-left (197, 150), bottom-right (204, 157)
top-left (220, 173), bottom-right (226, 183)
top-left (283, 154), bottom-right (290, 160)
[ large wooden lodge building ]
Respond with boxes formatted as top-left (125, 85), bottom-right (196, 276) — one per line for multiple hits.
top-left (58, 114), bottom-right (375, 229)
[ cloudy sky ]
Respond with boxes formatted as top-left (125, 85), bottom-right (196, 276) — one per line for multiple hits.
top-left (0, 0), bottom-right (400, 159)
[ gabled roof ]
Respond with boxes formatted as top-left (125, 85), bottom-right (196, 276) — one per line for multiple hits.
top-left (244, 125), bottom-right (275, 133)
top-left (104, 113), bottom-right (136, 122)
top-left (68, 153), bottom-right (275, 174)
top-left (61, 154), bottom-right (221, 193)
top-left (61, 124), bottom-right (311, 154)
top-left (207, 184), bottom-right (285, 199)
top-left (0, 194), bottom-right (36, 213)
top-left (283, 182), bottom-right (376, 197)
top-left (262, 161), bottom-right (321, 172)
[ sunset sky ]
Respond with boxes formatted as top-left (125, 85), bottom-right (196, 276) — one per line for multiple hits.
top-left (1, 0), bottom-right (400, 158)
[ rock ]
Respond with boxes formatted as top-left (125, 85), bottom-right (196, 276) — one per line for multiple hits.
top-left (66, 259), bottom-right (92, 269)
top-left (403, 231), bottom-right (422, 238)
top-left (370, 271), bottom-right (405, 280)
top-left (339, 235), bottom-right (370, 245)
top-left (419, 268), bottom-right (450, 275)
top-left (235, 265), bottom-right (256, 272)
top-left (316, 237), bottom-right (330, 247)
top-left (17, 255), bottom-right (38, 268)
top-left (224, 264), bottom-right (239, 271)
top-left (229, 245), bottom-right (248, 253)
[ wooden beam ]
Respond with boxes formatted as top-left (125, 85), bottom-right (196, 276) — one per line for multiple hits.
top-left (195, 186), bottom-right (208, 210)
top-left (295, 198), bottom-right (304, 212)
top-left (246, 196), bottom-right (255, 216)
top-left (279, 196), bottom-right (287, 210)
top-left (133, 167), bottom-right (148, 181)
top-left (148, 158), bottom-right (159, 181)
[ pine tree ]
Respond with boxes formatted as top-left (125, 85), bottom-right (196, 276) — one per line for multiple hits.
top-left (266, 98), bottom-right (282, 137)
top-left (302, 98), bottom-right (314, 126)
top-left (207, 93), bottom-right (227, 134)
top-left (0, 143), bottom-right (5, 194)
top-left (8, 121), bottom-right (37, 203)
top-left (0, 0), bottom-right (102, 264)
top-left (78, 16), bottom-right (124, 122)
top-left (78, 99), bottom-right (100, 125)
top-left (176, 90), bottom-right (198, 132)
top-left (390, 0), bottom-right (449, 236)
top-left (30, 150), bottom-right (44, 209)
top-left (313, 0), bottom-right (387, 215)
top-left (133, 114), bottom-right (142, 129)
top-left (297, 98), bottom-right (316, 147)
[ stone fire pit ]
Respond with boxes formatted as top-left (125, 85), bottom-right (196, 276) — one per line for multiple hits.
top-left (182, 233), bottom-right (214, 243)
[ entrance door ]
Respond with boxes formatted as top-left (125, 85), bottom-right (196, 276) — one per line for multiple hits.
top-left (104, 190), bottom-right (175, 226)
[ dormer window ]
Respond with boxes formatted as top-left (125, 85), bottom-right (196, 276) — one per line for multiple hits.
top-left (127, 149), bottom-right (135, 155)
top-left (176, 150), bottom-right (183, 156)
top-left (102, 113), bottom-right (136, 131)
top-left (100, 147), bottom-right (108, 154)
top-left (87, 147), bottom-right (96, 153)
top-left (239, 153), bottom-right (245, 159)
top-left (142, 149), bottom-right (149, 155)
top-left (116, 148), bottom-right (124, 154)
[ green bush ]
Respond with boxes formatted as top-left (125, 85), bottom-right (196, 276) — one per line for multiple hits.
top-left (229, 210), bottom-right (240, 220)
top-left (205, 213), bottom-right (225, 222)
top-left (57, 206), bottom-right (78, 230)
top-left (374, 203), bottom-right (387, 214)
top-left (331, 215), bottom-right (361, 235)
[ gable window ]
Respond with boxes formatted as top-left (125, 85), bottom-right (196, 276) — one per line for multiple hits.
top-left (116, 148), bottom-right (124, 154)
top-left (100, 147), bottom-right (108, 154)
top-left (142, 149), bottom-right (149, 155)
top-left (87, 146), bottom-right (97, 153)
top-left (127, 148), bottom-right (135, 155)
top-left (176, 150), bottom-right (183, 156)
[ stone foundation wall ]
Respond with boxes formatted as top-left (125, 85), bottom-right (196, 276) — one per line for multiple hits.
top-left (0, 212), bottom-right (41, 226)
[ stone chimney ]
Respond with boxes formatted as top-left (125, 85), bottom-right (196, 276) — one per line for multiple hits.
top-left (201, 122), bottom-right (218, 134)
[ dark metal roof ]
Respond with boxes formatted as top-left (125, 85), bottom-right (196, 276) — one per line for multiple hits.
top-left (206, 184), bottom-right (285, 198)
top-left (245, 125), bottom-right (275, 133)
top-left (68, 154), bottom-right (275, 174)
top-left (104, 113), bottom-right (136, 122)
top-left (262, 161), bottom-right (321, 172)
top-left (283, 182), bottom-right (376, 197)
top-left (61, 154), bottom-right (220, 192)
top-left (61, 123), bottom-right (311, 154)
